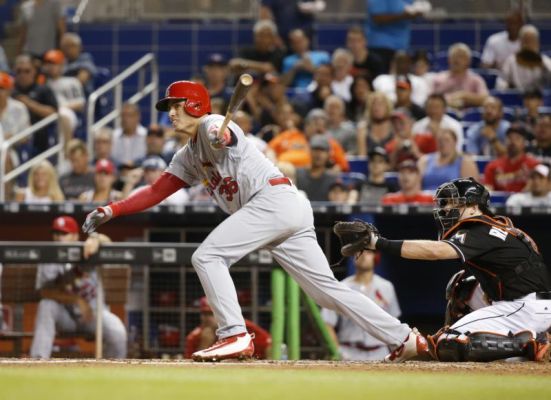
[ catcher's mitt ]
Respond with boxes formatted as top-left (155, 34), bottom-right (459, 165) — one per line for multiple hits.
top-left (333, 220), bottom-right (378, 257)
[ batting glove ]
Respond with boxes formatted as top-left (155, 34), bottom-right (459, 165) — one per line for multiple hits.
top-left (82, 206), bottom-right (113, 234)
top-left (208, 126), bottom-right (231, 149)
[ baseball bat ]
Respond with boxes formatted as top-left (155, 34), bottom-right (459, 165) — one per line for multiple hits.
top-left (217, 73), bottom-right (254, 140)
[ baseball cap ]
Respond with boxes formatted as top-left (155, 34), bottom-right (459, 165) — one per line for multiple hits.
top-left (206, 53), bottom-right (228, 66)
top-left (199, 296), bottom-right (213, 313)
top-left (0, 72), bottom-right (14, 90)
top-left (52, 216), bottom-right (79, 234)
top-left (142, 156), bottom-right (167, 171)
top-left (43, 49), bottom-right (65, 65)
top-left (310, 135), bottom-right (330, 151)
top-left (532, 164), bottom-right (550, 178)
top-left (95, 158), bottom-right (115, 174)
top-left (368, 146), bottom-right (389, 162)
top-left (397, 159), bottom-right (419, 171)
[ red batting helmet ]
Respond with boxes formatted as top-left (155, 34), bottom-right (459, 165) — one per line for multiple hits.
top-left (155, 80), bottom-right (211, 117)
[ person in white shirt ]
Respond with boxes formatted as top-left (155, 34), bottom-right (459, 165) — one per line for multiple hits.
top-left (497, 25), bottom-right (551, 92)
top-left (373, 51), bottom-right (430, 107)
top-left (330, 48), bottom-right (354, 103)
top-left (481, 10), bottom-right (523, 71)
top-left (321, 250), bottom-right (401, 361)
top-left (412, 94), bottom-right (464, 152)
top-left (0, 72), bottom-right (31, 139)
top-left (0, 72), bottom-right (30, 199)
top-left (42, 49), bottom-right (85, 143)
top-left (111, 102), bottom-right (147, 165)
top-left (506, 164), bottom-right (551, 207)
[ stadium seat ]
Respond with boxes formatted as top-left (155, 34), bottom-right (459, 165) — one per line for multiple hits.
top-left (347, 155), bottom-right (368, 174)
top-left (490, 191), bottom-right (510, 205)
top-left (474, 155), bottom-right (492, 173)
top-left (384, 172), bottom-right (399, 188)
top-left (490, 89), bottom-right (523, 107)
top-left (462, 108), bottom-right (482, 122)
top-left (544, 90), bottom-right (551, 107)
top-left (339, 172), bottom-right (367, 187)
top-left (473, 68), bottom-right (499, 90)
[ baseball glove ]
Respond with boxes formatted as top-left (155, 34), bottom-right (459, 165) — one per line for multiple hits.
top-left (333, 220), bottom-right (379, 257)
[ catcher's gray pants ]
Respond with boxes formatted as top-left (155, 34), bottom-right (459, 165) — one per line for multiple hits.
top-left (192, 183), bottom-right (411, 347)
top-left (30, 299), bottom-right (127, 359)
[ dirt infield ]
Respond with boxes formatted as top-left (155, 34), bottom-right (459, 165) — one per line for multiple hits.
top-left (1, 358), bottom-right (550, 375)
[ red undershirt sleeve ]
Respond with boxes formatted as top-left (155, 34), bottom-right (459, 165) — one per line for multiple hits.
top-left (109, 172), bottom-right (188, 217)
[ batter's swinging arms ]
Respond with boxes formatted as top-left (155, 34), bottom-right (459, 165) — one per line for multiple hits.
top-left (82, 80), bottom-right (428, 362)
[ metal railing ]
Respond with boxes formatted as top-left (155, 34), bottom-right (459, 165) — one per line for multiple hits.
top-left (71, 0), bottom-right (90, 24)
top-left (85, 53), bottom-right (159, 157)
top-left (0, 113), bottom-right (62, 202)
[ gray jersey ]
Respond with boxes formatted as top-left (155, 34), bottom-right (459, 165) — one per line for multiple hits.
top-left (36, 263), bottom-right (100, 314)
top-left (321, 274), bottom-right (401, 347)
top-left (167, 114), bottom-right (282, 214)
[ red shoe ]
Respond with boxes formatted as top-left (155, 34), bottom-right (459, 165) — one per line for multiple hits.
top-left (192, 332), bottom-right (254, 362)
top-left (384, 328), bottom-right (429, 363)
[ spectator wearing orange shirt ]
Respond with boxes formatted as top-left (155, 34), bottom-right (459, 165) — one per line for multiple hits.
top-left (484, 125), bottom-right (540, 192)
top-left (185, 297), bottom-right (271, 359)
top-left (381, 160), bottom-right (433, 205)
top-left (267, 103), bottom-right (310, 167)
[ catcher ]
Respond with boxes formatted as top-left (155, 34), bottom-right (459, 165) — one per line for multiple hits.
top-left (334, 177), bottom-right (551, 361)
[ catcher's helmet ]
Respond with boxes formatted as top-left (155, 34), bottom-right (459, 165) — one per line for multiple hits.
top-left (155, 80), bottom-right (211, 117)
top-left (433, 177), bottom-right (491, 237)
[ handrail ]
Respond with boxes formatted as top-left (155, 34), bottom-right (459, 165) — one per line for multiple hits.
top-left (0, 113), bottom-right (62, 202)
top-left (86, 53), bottom-right (158, 157)
top-left (71, 0), bottom-right (90, 24)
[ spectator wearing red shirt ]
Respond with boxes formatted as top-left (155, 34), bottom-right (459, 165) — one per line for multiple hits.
top-left (185, 297), bottom-right (271, 359)
top-left (381, 159), bottom-right (434, 205)
top-left (484, 125), bottom-right (540, 192)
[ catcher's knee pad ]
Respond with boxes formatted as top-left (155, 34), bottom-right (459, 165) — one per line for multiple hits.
top-left (430, 328), bottom-right (540, 362)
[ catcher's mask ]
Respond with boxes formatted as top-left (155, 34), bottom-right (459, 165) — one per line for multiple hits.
top-left (433, 178), bottom-right (491, 238)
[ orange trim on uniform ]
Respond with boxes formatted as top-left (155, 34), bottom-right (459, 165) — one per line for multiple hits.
top-left (442, 215), bottom-right (540, 253)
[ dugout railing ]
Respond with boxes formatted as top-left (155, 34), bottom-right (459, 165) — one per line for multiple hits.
top-left (0, 241), bottom-right (339, 360)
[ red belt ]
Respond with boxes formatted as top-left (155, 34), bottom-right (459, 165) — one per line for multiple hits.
top-left (340, 342), bottom-right (384, 352)
top-left (269, 177), bottom-right (292, 186)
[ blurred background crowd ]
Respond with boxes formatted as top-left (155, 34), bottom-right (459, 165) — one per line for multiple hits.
top-left (0, 1), bottom-right (550, 209)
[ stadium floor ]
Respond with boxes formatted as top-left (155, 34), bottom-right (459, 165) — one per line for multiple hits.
top-left (0, 359), bottom-right (549, 400)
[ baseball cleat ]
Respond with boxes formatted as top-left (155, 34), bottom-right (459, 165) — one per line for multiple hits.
top-left (384, 328), bottom-right (429, 363)
top-left (192, 332), bottom-right (254, 362)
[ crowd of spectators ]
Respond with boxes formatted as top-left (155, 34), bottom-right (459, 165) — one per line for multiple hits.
top-left (1, 5), bottom-right (551, 208)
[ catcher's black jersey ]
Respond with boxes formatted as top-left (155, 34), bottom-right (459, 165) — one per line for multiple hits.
top-left (442, 215), bottom-right (551, 301)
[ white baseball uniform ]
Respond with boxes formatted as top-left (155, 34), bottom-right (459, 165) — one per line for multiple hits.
top-left (30, 263), bottom-right (127, 359)
top-left (321, 274), bottom-right (401, 361)
top-left (166, 114), bottom-right (412, 345)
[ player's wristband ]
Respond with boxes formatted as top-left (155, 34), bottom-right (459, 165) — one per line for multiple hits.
top-left (375, 237), bottom-right (404, 257)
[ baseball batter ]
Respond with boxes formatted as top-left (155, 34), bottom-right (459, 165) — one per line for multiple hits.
top-left (83, 80), bottom-right (428, 362)
top-left (30, 216), bottom-right (127, 359)
top-left (321, 251), bottom-right (401, 361)
top-left (347, 178), bottom-right (551, 362)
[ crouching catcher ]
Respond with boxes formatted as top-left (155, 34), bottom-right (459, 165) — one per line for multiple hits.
top-left (334, 178), bottom-right (551, 362)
